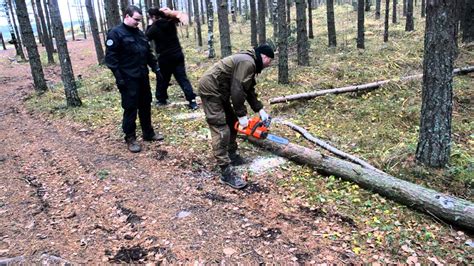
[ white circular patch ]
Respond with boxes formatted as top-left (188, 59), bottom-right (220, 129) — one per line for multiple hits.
top-left (106, 39), bottom-right (114, 46)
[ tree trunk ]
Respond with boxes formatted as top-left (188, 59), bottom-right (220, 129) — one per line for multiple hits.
top-left (403, 0), bottom-right (406, 16)
top-left (15, 0), bottom-right (48, 93)
top-left (295, 0), bottom-right (309, 65)
top-left (85, 0), bottom-right (105, 64)
top-left (286, 0), bottom-right (291, 24)
top-left (232, 0), bottom-right (237, 22)
top-left (205, 0), bottom-right (215, 58)
top-left (5, 0), bottom-right (26, 60)
top-left (307, 0), bottom-right (313, 38)
top-left (97, 0), bottom-right (107, 43)
top-left (193, 0), bottom-right (203, 46)
top-left (200, 0), bottom-right (205, 25)
top-left (326, 0), bottom-right (336, 47)
top-left (272, 0), bottom-right (278, 42)
top-left (43, 0), bottom-right (53, 40)
top-left (384, 0), bottom-right (390, 42)
top-left (461, 0), bottom-right (474, 43)
top-left (120, 0), bottom-right (128, 16)
top-left (277, 0), bottom-right (288, 84)
top-left (105, 0), bottom-right (122, 29)
top-left (0, 33), bottom-right (6, 50)
top-left (365, 0), bottom-right (370, 11)
top-left (392, 0), bottom-right (397, 23)
top-left (77, 0), bottom-right (87, 39)
top-left (250, 0), bottom-right (258, 46)
top-left (405, 0), bottom-right (414, 31)
top-left (187, 0), bottom-right (193, 25)
top-left (421, 0), bottom-right (425, 17)
top-left (48, 0), bottom-right (82, 107)
top-left (375, 0), bottom-right (381, 19)
top-left (167, 0), bottom-right (173, 8)
top-left (416, 0), bottom-right (458, 167)
top-left (35, 0), bottom-right (55, 64)
top-left (357, 0), bottom-right (365, 49)
top-left (217, 0), bottom-right (232, 57)
top-left (269, 66), bottom-right (474, 104)
top-left (66, 0), bottom-right (75, 41)
top-left (31, 0), bottom-right (44, 45)
top-left (257, 0), bottom-right (266, 44)
top-left (246, 136), bottom-right (474, 231)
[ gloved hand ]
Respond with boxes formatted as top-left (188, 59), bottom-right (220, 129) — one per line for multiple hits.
top-left (259, 109), bottom-right (270, 121)
top-left (238, 116), bottom-right (249, 128)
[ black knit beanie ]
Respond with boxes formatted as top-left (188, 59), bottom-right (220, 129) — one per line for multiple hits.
top-left (254, 44), bottom-right (275, 59)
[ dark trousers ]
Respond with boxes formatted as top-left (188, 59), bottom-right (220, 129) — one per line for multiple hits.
top-left (201, 95), bottom-right (238, 167)
top-left (120, 76), bottom-right (155, 140)
top-left (156, 53), bottom-right (196, 103)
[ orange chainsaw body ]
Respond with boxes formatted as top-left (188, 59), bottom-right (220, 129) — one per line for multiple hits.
top-left (234, 117), bottom-right (270, 139)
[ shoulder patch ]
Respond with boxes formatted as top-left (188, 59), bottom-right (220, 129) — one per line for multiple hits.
top-left (106, 39), bottom-right (114, 46)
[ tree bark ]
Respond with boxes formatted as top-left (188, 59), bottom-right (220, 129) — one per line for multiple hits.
top-left (48, 0), bottom-right (82, 107)
top-left (35, 0), bottom-right (55, 64)
top-left (269, 66), bottom-right (474, 104)
top-left (286, 0), bottom-right (290, 25)
top-left (295, 0), bottom-right (309, 65)
top-left (120, 0), bottom-right (129, 16)
top-left (232, 0), bottom-right (237, 22)
top-left (272, 0), bottom-right (278, 42)
top-left (246, 136), bottom-right (474, 231)
top-left (365, 0), bottom-right (371, 11)
top-left (405, 0), bottom-right (414, 31)
top-left (205, 0), bottom-right (215, 58)
top-left (375, 0), bottom-right (381, 19)
top-left (416, 0), bottom-right (458, 167)
top-left (5, 0), bottom-right (26, 60)
top-left (43, 0), bottom-right (53, 40)
top-left (307, 0), bottom-right (313, 39)
top-left (403, 0), bottom-right (406, 16)
top-left (66, 0), bottom-right (75, 41)
top-left (257, 0), bottom-right (266, 44)
top-left (217, 0), bottom-right (232, 57)
top-left (326, 0), bottom-right (336, 47)
top-left (193, 0), bottom-right (203, 46)
top-left (31, 0), bottom-right (44, 45)
top-left (384, 0), bottom-right (390, 42)
top-left (96, 0), bottom-right (107, 43)
top-left (187, 0), bottom-right (193, 25)
top-left (250, 0), bottom-right (257, 46)
top-left (15, 0), bottom-right (48, 93)
top-left (392, 0), bottom-right (397, 23)
top-left (461, 0), bottom-right (474, 43)
top-left (357, 0), bottom-right (365, 49)
top-left (421, 0), bottom-right (425, 17)
top-left (105, 0), bottom-right (122, 29)
top-left (277, 0), bottom-right (288, 84)
top-left (85, 0), bottom-right (105, 64)
top-left (0, 33), bottom-right (6, 50)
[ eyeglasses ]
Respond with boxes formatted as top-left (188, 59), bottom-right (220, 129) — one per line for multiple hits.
top-left (132, 17), bottom-right (141, 22)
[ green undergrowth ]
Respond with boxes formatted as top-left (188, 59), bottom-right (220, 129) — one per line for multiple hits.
top-left (25, 3), bottom-right (473, 263)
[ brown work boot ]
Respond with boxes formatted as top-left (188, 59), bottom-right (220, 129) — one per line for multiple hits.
top-left (220, 165), bottom-right (247, 189)
top-left (126, 137), bottom-right (141, 153)
top-left (144, 133), bottom-right (164, 142)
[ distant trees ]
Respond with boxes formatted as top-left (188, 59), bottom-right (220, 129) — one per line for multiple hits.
top-left (204, 0), bottom-right (215, 58)
top-left (307, 0), bottom-right (313, 39)
top-left (104, 0), bottom-right (121, 29)
top-left (326, 0), bottom-right (336, 47)
top-left (392, 0), bottom-right (397, 23)
top-left (416, 0), bottom-right (458, 167)
top-left (257, 0), bottom-right (266, 44)
top-left (384, 0), bottom-right (390, 42)
top-left (15, 0), bottom-right (47, 93)
top-left (3, 0), bottom-right (26, 60)
top-left (35, 0), bottom-right (55, 64)
top-left (85, 0), bottom-right (105, 64)
top-left (295, 0), bottom-right (309, 65)
top-left (49, 0), bottom-right (82, 106)
top-left (250, 0), bottom-right (257, 46)
top-left (193, 0), bottom-right (202, 46)
top-left (375, 0), bottom-right (381, 19)
top-left (357, 0), bottom-right (365, 48)
top-left (277, 0), bottom-right (288, 84)
top-left (462, 0), bottom-right (474, 43)
top-left (405, 0), bottom-right (414, 31)
top-left (217, 0), bottom-right (231, 57)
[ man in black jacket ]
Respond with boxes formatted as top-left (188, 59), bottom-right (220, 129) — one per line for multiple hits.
top-left (105, 5), bottom-right (164, 153)
top-left (146, 7), bottom-right (198, 110)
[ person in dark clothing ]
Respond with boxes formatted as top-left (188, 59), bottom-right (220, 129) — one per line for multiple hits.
top-left (146, 7), bottom-right (198, 110)
top-left (198, 45), bottom-right (274, 189)
top-left (104, 5), bottom-right (164, 153)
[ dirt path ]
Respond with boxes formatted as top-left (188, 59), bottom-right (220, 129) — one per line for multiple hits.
top-left (0, 40), bottom-right (360, 263)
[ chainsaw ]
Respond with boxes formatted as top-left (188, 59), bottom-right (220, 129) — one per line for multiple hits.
top-left (234, 117), bottom-right (289, 145)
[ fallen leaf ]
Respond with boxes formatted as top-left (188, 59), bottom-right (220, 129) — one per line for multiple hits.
top-left (223, 247), bottom-right (237, 256)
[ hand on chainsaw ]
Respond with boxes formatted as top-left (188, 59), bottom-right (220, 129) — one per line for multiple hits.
top-left (238, 116), bottom-right (249, 128)
top-left (259, 109), bottom-right (270, 121)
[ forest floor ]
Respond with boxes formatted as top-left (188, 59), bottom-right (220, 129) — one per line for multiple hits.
top-left (1, 5), bottom-right (473, 263)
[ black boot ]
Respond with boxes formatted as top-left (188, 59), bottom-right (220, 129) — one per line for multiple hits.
top-left (220, 165), bottom-right (247, 189)
top-left (125, 136), bottom-right (141, 153)
top-left (229, 152), bottom-right (248, 166)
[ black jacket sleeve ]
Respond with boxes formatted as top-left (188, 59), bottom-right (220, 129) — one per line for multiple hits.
top-left (104, 29), bottom-right (123, 81)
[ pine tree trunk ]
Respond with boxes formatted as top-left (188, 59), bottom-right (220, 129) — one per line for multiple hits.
top-left (326, 0), bottom-right (336, 47)
top-left (205, 0), bottom-right (215, 58)
top-left (365, 0), bottom-right (371, 11)
top-left (43, 0), bottom-right (53, 39)
top-left (384, 0), bottom-right (390, 42)
top-left (286, 0), bottom-right (291, 24)
top-left (217, 0), bottom-right (232, 57)
top-left (35, 0), bottom-right (55, 64)
top-left (250, 0), bottom-right (258, 46)
top-left (392, 0), bottom-right (397, 23)
top-left (462, 0), bottom-right (474, 43)
top-left (295, 0), bottom-right (309, 65)
top-left (307, 0), bottom-right (313, 39)
top-left (188, 0), bottom-right (193, 25)
top-left (193, 0), bottom-right (203, 46)
top-left (85, 0), bottom-right (105, 64)
top-left (48, 0), bottom-right (82, 107)
top-left (232, 0), bottom-right (237, 22)
top-left (375, 0), bottom-right (381, 19)
top-left (403, 0), bottom-right (406, 16)
top-left (120, 0), bottom-right (128, 16)
top-left (0, 33), bottom-right (6, 50)
top-left (257, 0), bottom-right (266, 44)
top-left (421, 0), bottom-right (425, 17)
top-left (105, 0), bottom-right (122, 29)
top-left (200, 0), bottom-right (205, 25)
top-left (277, 0), bottom-right (288, 84)
top-left (357, 0), bottom-right (365, 48)
top-left (15, 0), bottom-right (48, 93)
top-left (97, 0), bottom-right (107, 43)
top-left (31, 0), bottom-right (44, 45)
top-left (167, 0), bottom-right (173, 8)
top-left (416, 0), bottom-right (458, 167)
top-left (405, 0), bottom-right (414, 31)
top-left (5, 0), bottom-right (26, 60)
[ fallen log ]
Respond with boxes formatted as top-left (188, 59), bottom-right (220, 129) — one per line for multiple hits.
top-left (246, 137), bottom-right (474, 231)
top-left (269, 65), bottom-right (474, 104)
top-left (274, 119), bottom-right (381, 172)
